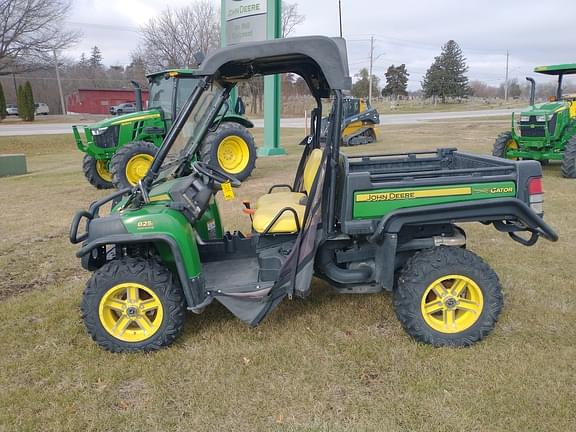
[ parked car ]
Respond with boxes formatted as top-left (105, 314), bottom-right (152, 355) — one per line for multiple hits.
top-left (5, 104), bottom-right (18, 116)
top-left (34, 102), bottom-right (50, 115)
top-left (109, 102), bottom-right (137, 115)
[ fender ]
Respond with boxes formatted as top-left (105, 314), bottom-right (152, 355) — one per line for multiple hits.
top-left (368, 198), bottom-right (558, 244)
top-left (219, 114), bottom-right (254, 129)
top-left (76, 233), bottom-right (201, 308)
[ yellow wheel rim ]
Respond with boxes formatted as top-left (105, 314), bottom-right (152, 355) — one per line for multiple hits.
top-left (420, 275), bottom-right (484, 334)
top-left (96, 160), bottom-right (113, 182)
top-left (98, 282), bottom-right (164, 342)
top-left (506, 139), bottom-right (519, 160)
top-left (125, 154), bottom-right (154, 186)
top-left (217, 135), bottom-right (250, 174)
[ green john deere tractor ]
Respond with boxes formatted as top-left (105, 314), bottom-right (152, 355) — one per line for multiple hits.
top-left (493, 63), bottom-right (576, 177)
top-left (73, 69), bottom-right (257, 190)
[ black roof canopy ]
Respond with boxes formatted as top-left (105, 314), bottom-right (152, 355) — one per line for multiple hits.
top-left (196, 36), bottom-right (352, 98)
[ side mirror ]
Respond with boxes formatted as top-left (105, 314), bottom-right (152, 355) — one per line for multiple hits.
top-left (235, 97), bottom-right (246, 115)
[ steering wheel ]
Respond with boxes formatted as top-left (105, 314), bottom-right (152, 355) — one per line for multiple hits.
top-left (192, 161), bottom-right (241, 187)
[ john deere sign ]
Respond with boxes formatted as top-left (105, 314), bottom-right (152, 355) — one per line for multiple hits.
top-left (225, 0), bottom-right (268, 45)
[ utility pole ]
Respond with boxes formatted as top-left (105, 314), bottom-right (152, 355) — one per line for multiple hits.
top-left (53, 50), bottom-right (66, 115)
top-left (12, 73), bottom-right (17, 96)
top-left (504, 50), bottom-right (509, 102)
top-left (338, 0), bottom-right (343, 38)
top-left (368, 35), bottom-right (374, 104)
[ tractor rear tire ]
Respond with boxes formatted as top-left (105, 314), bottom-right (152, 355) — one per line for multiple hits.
top-left (110, 141), bottom-right (158, 189)
top-left (394, 246), bottom-right (503, 347)
top-left (561, 136), bottom-right (576, 178)
top-left (82, 155), bottom-right (114, 189)
top-left (81, 256), bottom-right (186, 353)
top-left (200, 122), bottom-right (257, 182)
top-left (492, 131), bottom-right (517, 159)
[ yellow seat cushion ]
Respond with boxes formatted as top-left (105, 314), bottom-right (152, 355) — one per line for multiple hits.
top-left (252, 203), bottom-right (305, 234)
top-left (255, 191), bottom-right (305, 209)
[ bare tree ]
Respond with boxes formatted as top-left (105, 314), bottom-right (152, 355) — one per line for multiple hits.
top-left (138, 1), bottom-right (220, 71)
top-left (281, 1), bottom-right (305, 38)
top-left (0, 0), bottom-right (80, 75)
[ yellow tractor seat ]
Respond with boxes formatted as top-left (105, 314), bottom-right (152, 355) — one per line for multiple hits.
top-left (570, 101), bottom-right (576, 118)
top-left (254, 148), bottom-right (323, 209)
top-left (252, 203), bottom-right (306, 234)
top-left (255, 191), bottom-right (305, 209)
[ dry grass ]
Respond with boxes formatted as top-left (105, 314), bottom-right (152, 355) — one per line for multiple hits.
top-left (1, 121), bottom-right (575, 431)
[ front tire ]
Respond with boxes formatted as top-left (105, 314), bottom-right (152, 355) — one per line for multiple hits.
top-left (199, 122), bottom-right (257, 181)
top-left (81, 257), bottom-right (186, 352)
top-left (394, 246), bottom-right (503, 347)
top-left (82, 155), bottom-right (114, 189)
top-left (492, 131), bottom-right (518, 160)
top-left (561, 136), bottom-right (576, 178)
top-left (110, 141), bottom-right (158, 189)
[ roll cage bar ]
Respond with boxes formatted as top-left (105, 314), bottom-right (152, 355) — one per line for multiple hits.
top-left (139, 36), bottom-right (352, 235)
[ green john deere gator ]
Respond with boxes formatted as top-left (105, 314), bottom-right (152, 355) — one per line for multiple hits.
top-left (70, 36), bottom-right (557, 352)
top-left (493, 63), bottom-right (576, 177)
top-left (73, 69), bottom-right (257, 190)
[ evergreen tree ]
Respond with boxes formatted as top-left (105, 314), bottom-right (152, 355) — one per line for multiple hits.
top-left (19, 81), bottom-right (35, 121)
top-left (422, 40), bottom-right (470, 103)
top-left (0, 82), bottom-right (6, 120)
top-left (78, 52), bottom-right (89, 70)
top-left (382, 64), bottom-right (409, 99)
top-left (89, 46), bottom-right (103, 69)
top-left (17, 84), bottom-right (25, 119)
top-left (351, 68), bottom-right (380, 99)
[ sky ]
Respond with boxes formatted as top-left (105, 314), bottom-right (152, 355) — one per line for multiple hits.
top-left (65, 0), bottom-right (576, 90)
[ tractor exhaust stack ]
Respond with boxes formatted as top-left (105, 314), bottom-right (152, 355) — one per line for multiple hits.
top-left (131, 80), bottom-right (143, 112)
top-left (526, 77), bottom-right (536, 106)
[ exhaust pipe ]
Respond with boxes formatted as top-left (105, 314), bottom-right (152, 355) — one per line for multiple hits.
top-left (526, 77), bottom-right (536, 106)
top-left (131, 80), bottom-right (143, 111)
top-left (317, 241), bottom-right (373, 285)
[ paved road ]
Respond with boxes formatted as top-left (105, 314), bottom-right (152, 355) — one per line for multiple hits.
top-left (0, 109), bottom-right (514, 137)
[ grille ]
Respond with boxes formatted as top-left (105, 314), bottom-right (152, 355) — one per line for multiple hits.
top-left (519, 114), bottom-right (556, 138)
top-left (93, 126), bottom-right (120, 149)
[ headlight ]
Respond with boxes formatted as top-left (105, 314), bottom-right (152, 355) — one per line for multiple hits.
top-left (536, 115), bottom-right (546, 122)
top-left (520, 116), bottom-right (530, 122)
top-left (92, 127), bottom-right (109, 136)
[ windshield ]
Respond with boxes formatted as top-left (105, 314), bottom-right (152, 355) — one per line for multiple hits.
top-left (148, 75), bottom-right (174, 117)
top-left (157, 81), bottom-right (227, 180)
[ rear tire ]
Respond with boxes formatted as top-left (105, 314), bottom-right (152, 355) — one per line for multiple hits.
top-left (561, 136), bottom-right (576, 178)
top-left (81, 257), bottom-right (186, 353)
top-left (492, 131), bottom-right (517, 159)
top-left (394, 246), bottom-right (503, 347)
top-left (199, 122), bottom-right (257, 181)
top-left (110, 141), bottom-right (158, 189)
top-left (82, 155), bottom-right (114, 189)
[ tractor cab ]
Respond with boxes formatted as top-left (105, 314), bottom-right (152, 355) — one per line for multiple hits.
top-left (320, 96), bottom-right (380, 146)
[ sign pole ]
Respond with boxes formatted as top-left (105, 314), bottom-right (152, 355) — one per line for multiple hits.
top-left (221, 0), bottom-right (285, 156)
top-left (259, 0), bottom-right (285, 156)
top-left (220, 5), bottom-right (238, 106)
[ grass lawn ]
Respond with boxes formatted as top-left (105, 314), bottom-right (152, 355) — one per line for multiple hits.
top-left (0, 121), bottom-right (575, 431)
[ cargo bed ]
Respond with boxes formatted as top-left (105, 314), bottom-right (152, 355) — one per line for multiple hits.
top-left (337, 148), bottom-right (543, 234)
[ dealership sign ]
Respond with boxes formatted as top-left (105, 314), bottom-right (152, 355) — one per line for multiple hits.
top-left (225, 0), bottom-right (268, 45)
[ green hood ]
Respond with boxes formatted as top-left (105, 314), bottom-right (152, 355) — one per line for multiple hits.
top-left (519, 101), bottom-right (568, 116)
top-left (87, 109), bottom-right (163, 129)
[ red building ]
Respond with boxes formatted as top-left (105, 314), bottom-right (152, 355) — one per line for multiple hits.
top-left (66, 88), bottom-right (149, 114)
